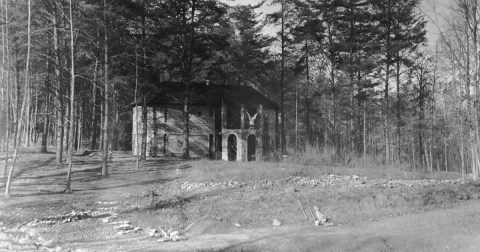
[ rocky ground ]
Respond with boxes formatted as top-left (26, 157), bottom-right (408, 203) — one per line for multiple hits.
top-left (0, 151), bottom-right (480, 251)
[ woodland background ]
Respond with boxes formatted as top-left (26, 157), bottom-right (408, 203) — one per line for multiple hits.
top-left (1, 0), bottom-right (480, 196)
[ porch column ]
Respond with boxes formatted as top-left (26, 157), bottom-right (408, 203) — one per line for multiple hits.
top-left (221, 100), bottom-right (228, 161)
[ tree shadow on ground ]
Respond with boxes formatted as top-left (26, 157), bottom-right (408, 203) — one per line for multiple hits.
top-left (0, 156), bottom-right (56, 188)
top-left (3, 156), bottom-right (190, 200)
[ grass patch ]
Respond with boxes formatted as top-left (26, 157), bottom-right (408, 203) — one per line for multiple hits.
top-left (179, 157), bottom-right (461, 184)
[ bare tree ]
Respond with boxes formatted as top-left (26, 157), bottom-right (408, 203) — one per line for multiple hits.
top-left (65, 0), bottom-right (75, 192)
top-left (102, 0), bottom-right (109, 176)
top-left (5, 0), bottom-right (31, 197)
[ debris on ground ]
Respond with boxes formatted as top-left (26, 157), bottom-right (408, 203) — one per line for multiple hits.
top-left (117, 227), bottom-right (141, 235)
top-left (156, 228), bottom-right (186, 242)
top-left (101, 215), bottom-right (118, 224)
top-left (25, 210), bottom-right (97, 227)
top-left (113, 224), bottom-right (134, 231)
top-left (107, 220), bottom-right (131, 226)
top-left (312, 206), bottom-right (334, 226)
top-left (179, 175), bottom-right (469, 194)
top-left (272, 219), bottom-right (282, 226)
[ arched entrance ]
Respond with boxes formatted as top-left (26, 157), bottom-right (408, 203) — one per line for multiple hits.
top-left (247, 134), bottom-right (256, 161)
top-left (227, 134), bottom-right (237, 161)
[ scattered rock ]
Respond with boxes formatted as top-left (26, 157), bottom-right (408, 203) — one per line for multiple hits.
top-left (156, 228), bottom-right (186, 242)
top-left (101, 215), bottom-right (118, 224)
top-left (117, 227), bottom-right (141, 235)
top-left (108, 220), bottom-right (131, 226)
top-left (272, 219), bottom-right (282, 226)
top-left (114, 224), bottom-right (133, 231)
top-left (25, 210), bottom-right (94, 227)
top-left (146, 228), bottom-right (158, 237)
top-left (158, 237), bottom-right (170, 243)
top-left (313, 206), bottom-right (327, 223)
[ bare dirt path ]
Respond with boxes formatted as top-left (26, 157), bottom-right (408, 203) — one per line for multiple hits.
top-left (58, 200), bottom-right (480, 252)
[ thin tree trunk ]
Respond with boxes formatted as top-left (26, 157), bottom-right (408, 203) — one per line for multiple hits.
top-left (53, 6), bottom-right (63, 166)
top-left (141, 96), bottom-right (147, 160)
top-left (32, 87), bottom-right (38, 143)
top-left (24, 81), bottom-right (30, 147)
top-left (65, 0), bottom-right (75, 192)
top-left (134, 47), bottom-right (140, 169)
top-left (280, 0), bottom-right (286, 154)
top-left (3, 0), bottom-right (9, 186)
top-left (102, 0), bottom-right (109, 176)
top-left (90, 58), bottom-right (98, 150)
top-left (305, 41), bottom-right (312, 145)
top-left (40, 76), bottom-right (49, 153)
top-left (5, 0), bottom-right (30, 197)
top-left (182, 89), bottom-right (190, 159)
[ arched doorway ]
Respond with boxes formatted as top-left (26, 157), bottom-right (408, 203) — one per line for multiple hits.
top-left (228, 134), bottom-right (237, 161)
top-left (247, 135), bottom-right (256, 161)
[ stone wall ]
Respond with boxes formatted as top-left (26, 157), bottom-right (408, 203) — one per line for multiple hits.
top-left (132, 105), bottom-right (216, 157)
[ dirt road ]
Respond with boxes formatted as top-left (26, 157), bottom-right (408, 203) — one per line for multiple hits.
top-left (62, 200), bottom-right (480, 252)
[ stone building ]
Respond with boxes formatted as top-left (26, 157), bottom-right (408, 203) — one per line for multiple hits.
top-left (132, 81), bottom-right (279, 161)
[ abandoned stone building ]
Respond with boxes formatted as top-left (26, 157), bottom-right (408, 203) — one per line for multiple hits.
top-left (132, 81), bottom-right (279, 161)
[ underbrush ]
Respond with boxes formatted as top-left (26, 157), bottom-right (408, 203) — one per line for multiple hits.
top-left (282, 145), bottom-right (461, 181)
top-left (181, 157), bottom-right (461, 185)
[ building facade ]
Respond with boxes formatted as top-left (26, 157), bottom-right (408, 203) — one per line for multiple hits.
top-left (132, 82), bottom-right (279, 161)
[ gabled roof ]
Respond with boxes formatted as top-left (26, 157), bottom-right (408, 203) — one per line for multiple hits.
top-left (135, 81), bottom-right (279, 109)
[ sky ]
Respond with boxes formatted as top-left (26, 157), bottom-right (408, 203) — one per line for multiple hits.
top-left (220, 0), bottom-right (451, 49)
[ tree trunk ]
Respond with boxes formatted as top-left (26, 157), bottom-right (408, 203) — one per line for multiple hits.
top-left (182, 88), bottom-right (190, 159)
top-left (90, 58), bottom-right (98, 150)
top-left (102, 0), bottom-right (109, 176)
top-left (134, 48), bottom-right (140, 169)
top-left (5, 0), bottom-right (30, 197)
top-left (40, 77), bottom-right (49, 153)
top-left (2, 0), bottom-right (9, 186)
top-left (141, 96), bottom-right (147, 160)
top-left (53, 6), bottom-right (63, 166)
top-left (305, 41), bottom-right (312, 146)
top-left (280, 0), bottom-right (286, 154)
top-left (65, 0), bottom-right (75, 192)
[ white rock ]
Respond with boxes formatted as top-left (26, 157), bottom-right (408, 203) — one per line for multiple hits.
top-left (114, 224), bottom-right (133, 231)
top-left (272, 219), bottom-right (282, 226)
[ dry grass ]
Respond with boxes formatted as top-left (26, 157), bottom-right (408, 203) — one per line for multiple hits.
top-left (180, 154), bottom-right (461, 184)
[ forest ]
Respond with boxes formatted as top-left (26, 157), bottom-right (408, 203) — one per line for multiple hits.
top-left (0, 0), bottom-right (479, 197)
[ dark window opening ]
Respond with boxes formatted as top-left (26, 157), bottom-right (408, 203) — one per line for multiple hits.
top-left (247, 134), bottom-right (256, 161)
top-left (228, 134), bottom-right (237, 161)
top-left (163, 134), bottom-right (167, 154)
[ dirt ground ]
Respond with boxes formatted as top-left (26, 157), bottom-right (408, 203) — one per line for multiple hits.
top-left (1, 151), bottom-right (480, 251)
